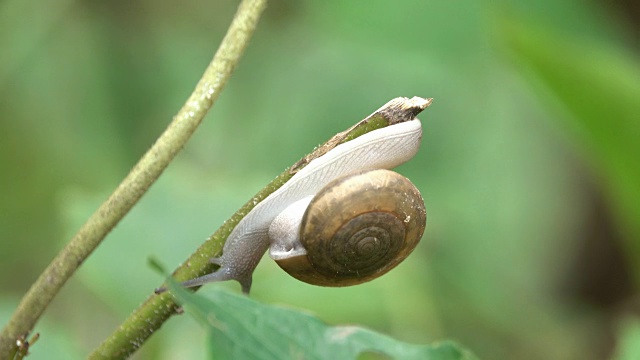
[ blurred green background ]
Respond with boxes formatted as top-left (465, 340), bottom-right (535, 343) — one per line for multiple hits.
top-left (1, 0), bottom-right (639, 359)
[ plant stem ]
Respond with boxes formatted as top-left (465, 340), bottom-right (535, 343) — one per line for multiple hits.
top-left (89, 96), bottom-right (431, 358)
top-left (0, 0), bottom-right (268, 357)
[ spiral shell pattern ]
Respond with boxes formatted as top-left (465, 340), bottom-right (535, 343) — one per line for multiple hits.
top-left (275, 169), bottom-right (426, 287)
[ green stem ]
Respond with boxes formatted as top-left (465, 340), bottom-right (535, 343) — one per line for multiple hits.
top-left (89, 96), bottom-right (431, 358)
top-left (0, 0), bottom-right (268, 357)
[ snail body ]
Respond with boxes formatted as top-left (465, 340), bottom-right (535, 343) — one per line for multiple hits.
top-left (179, 119), bottom-right (425, 294)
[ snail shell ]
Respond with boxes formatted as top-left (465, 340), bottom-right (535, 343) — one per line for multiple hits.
top-left (270, 168), bottom-right (426, 286)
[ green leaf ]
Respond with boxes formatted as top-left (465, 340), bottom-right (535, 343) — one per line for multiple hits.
top-left (501, 19), bottom-right (640, 278)
top-left (168, 284), bottom-right (477, 360)
top-left (613, 317), bottom-right (640, 360)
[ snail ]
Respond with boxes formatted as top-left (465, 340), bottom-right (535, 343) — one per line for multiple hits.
top-left (165, 107), bottom-right (427, 294)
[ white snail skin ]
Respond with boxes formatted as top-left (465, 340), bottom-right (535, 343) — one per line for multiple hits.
top-left (179, 119), bottom-right (423, 293)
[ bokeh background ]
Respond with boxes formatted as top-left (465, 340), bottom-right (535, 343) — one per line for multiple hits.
top-left (1, 0), bottom-right (639, 359)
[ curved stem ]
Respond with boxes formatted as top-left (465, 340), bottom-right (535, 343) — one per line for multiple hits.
top-left (0, 0), bottom-right (268, 357)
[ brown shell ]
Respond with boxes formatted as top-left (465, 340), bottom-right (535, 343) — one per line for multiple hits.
top-left (275, 169), bottom-right (426, 287)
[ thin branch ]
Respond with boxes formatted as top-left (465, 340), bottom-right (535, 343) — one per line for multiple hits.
top-left (0, 0), bottom-right (268, 357)
top-left (89, 96), bottom-right (432, 358)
